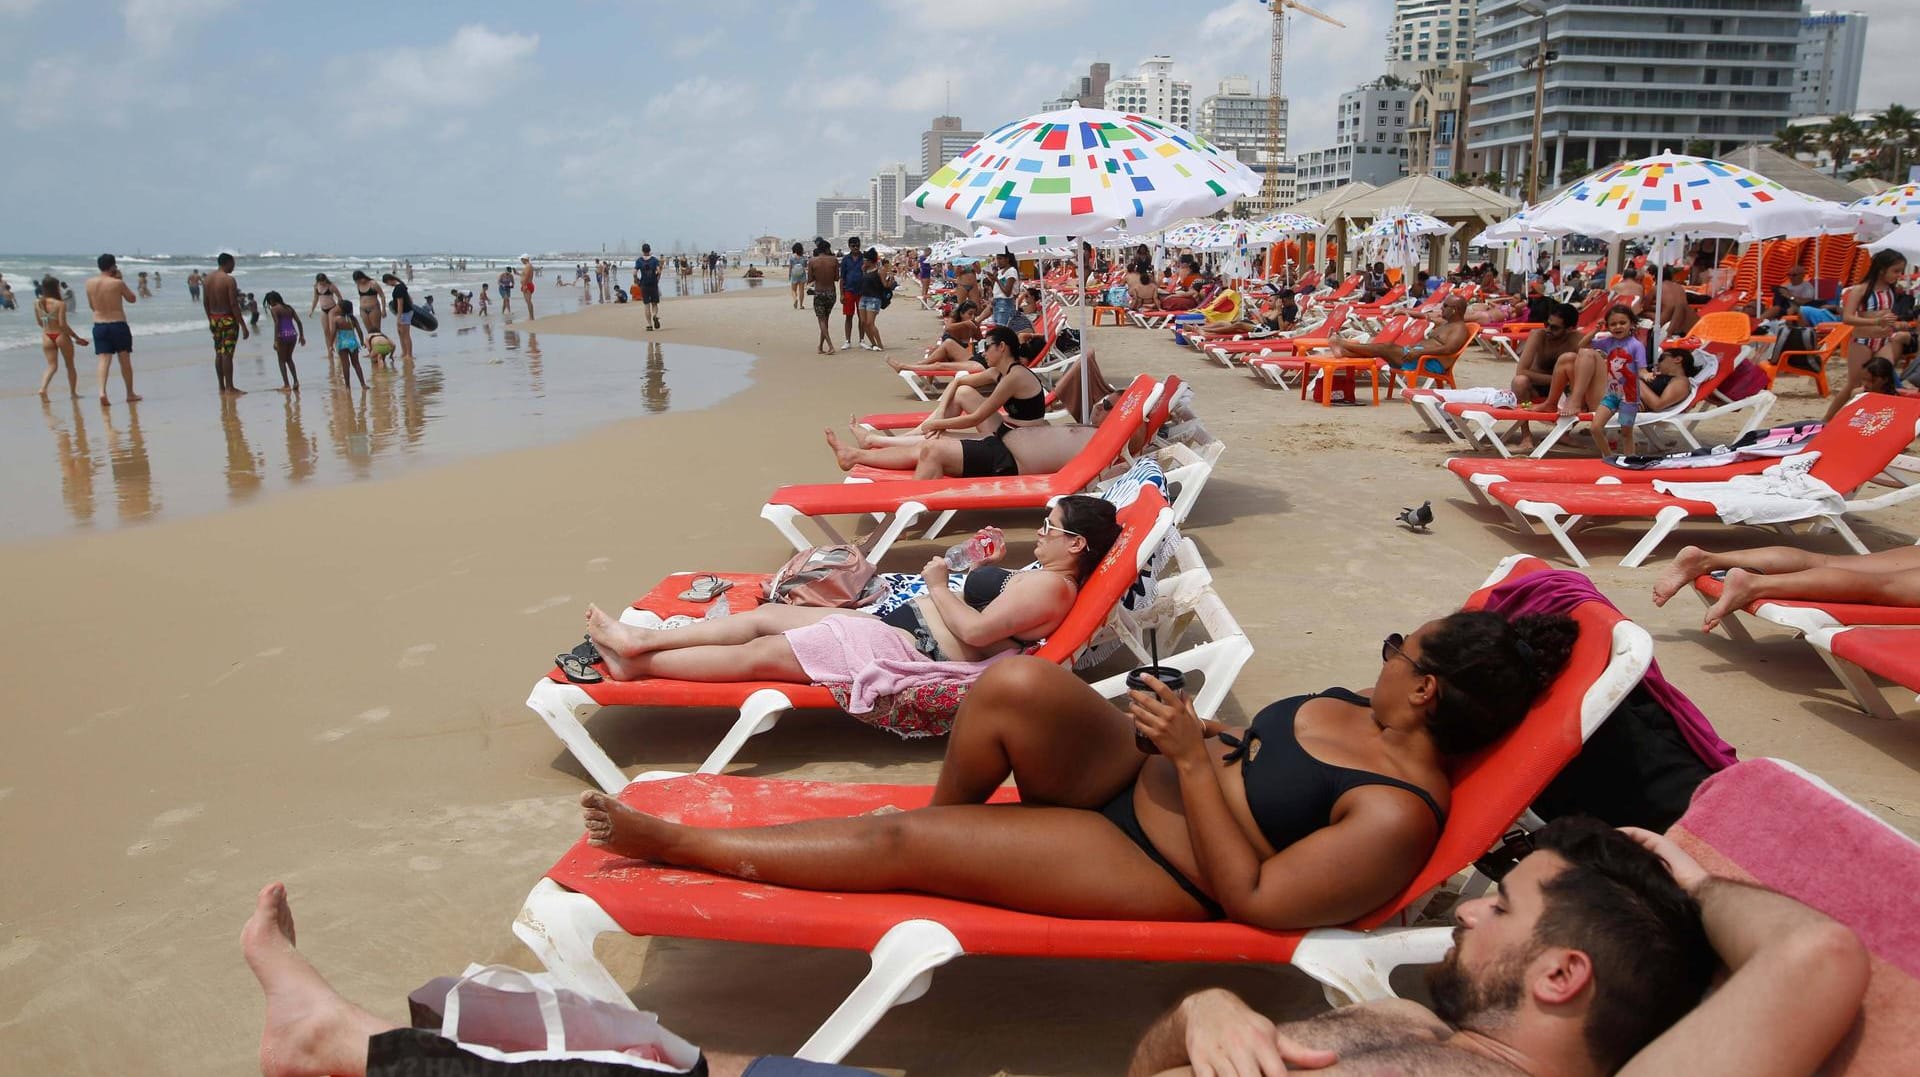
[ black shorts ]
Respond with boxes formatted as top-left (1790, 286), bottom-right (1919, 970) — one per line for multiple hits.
top-left (959, 430), bottom-right (1018, 477)
top-left (92, 321), bottom-right (132, 355)
top-left (640, 283), bottom-right (661, 304)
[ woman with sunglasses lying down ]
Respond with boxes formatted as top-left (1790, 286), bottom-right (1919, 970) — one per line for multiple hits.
top-left (570, 497), bottom-right (1120, 689)
top-left (581, 609), bottom-right (1577, 929)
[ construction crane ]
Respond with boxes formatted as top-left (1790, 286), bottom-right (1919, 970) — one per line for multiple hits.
top-left (1258, 0), bottom-right (1345, 210)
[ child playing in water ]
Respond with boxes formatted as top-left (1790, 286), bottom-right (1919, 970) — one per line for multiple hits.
top-left (367, 332), bottom-right (396, 363)
top-left (262, 291), bottom-right (306, 392)
top-left (330, 305), bottom-right (367, 390)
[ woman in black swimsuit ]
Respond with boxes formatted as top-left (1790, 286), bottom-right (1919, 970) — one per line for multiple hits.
top-left (351, 270), bottom-right (385, 340)
top-left (581, 609), bottom-right (1576, 929)
top-left (578, 498), bottom-right (1119, 684)
top-left (825, 327), bottom-right (1051, 480)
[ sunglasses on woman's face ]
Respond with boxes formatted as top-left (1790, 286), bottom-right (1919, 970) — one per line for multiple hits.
top-left (1037, 518), bottom-right (1081, 539)
top-left (1382, 632), bottom-right (1435, 675)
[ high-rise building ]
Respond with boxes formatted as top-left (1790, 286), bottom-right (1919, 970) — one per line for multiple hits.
top-left (921, 115), bottom-right (983, 177)
top-left (1467, 0), bottom-right (1801, 195)
top-left (815, 195), bottom-right (867, 239)
top-left (1103, 56), bottom-right (1192, 128)
top-left (1407, 62), bottom-right (1483, 179)
top-left (1197, 76), bottom-right (1291, 217)
top-left (830, 209), bottom-right (869, 242)
top-left (1042, 62), bottom-right (1112, 112)
top-left (1793, 11), bottom-right (1869, 119)
top-left (1290, 80), bottom-right (1412, 201)
top-left (867, 164), bottom-right (922, 240)
top-left (1387, 0), bottom-right (1477, 79)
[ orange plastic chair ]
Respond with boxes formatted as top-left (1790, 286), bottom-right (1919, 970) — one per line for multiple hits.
top-left (1767, 323), bottom-right (1849, 395)
top-left (1690, 310), bottom-right (1753, 345)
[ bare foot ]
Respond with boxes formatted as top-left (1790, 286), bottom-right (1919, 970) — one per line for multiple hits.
top-left (1702, 568), bottom-right (1759, 634)
top-left (823, 427), bottom-right (858, 472)
top-left (242, 882), bottom-right (393, 1077)
top-left (1652, 546), bottom-right (1712, 607)
top-left (848, 415), bottom-right (875, 449)
top-left (580, 790), bottom-right (683, 860)
top-left (583, 603), bottom-right (659, 679)
top-left (886, 357), bottom-right (910, 372)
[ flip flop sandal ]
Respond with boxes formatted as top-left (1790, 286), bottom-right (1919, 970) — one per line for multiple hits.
top-left (557, 654), bottom-right (603, 684)
top-left (677, 575), bottom-right (733, 603)
top-left (563, 637), bottom-right (603, 666)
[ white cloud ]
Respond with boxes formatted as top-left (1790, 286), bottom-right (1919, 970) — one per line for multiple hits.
top-left (336, 25), bottom-right (538, 128)
top-left (0, 0), bottom-right (43, 13)
top-left (642, 76), bottom-right (753, 122)
top-left (671, 28), bottom-right (723, 59)
top-left (122, 0), bottom-right (241, 53)
top-left (881, 0), bottom-right (1089, 31)
top-left (0, 53), bottom-right (120, 130)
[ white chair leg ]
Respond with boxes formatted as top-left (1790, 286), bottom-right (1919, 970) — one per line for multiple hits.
top-left (696, 689), bottom-right (796, 774)
top-left (864, 501), bottom-right (927, 563)
top-left (513, 879), bottom-right (633, 1007)
top-left (921, 508), bottom-right (956, 542)
top-left (793, 920), bottom-right (966, 1063)
top-left (1620, 505), bottom-right (1691, 568)
top-left (1517, 503), bottom-right (1591, 567)
top-left (1810, 646), bottom-right (1901, 720)
top-left (526, 680), bottom-right (628, 795)
top-left (1291, 926), bottom-right (1454, 1006)
top-left (759, 503), bottom-right (816, 554)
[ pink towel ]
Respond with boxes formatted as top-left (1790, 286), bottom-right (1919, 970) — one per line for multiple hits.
top-left (1485, 569), bottom-right (1738, 771)
top-left (783, 615), bottom-right (1008, 715)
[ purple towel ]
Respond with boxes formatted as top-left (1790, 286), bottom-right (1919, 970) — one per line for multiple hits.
top-left (1486, 569), bottom-right (1738, 771)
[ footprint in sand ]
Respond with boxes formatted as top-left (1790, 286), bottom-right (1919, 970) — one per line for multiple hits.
top-left (256, 646), bottom-right (286, 658)
top-left (585, 557), bottom-right (612, 574)
top-left (398, 643), bottom-right (438, 669)
top-left (152, 804), bottom-right (205, 828)
top-left (521, 594), bottom-right (572, 615)
top-left (313, 705), bottom-right (394, 743)
top-left (408, 856), bottom-right (443, 872)
top-left (127, 804), bottom-right (202, 857)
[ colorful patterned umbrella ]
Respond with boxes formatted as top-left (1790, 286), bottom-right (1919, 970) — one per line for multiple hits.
top-left (1519, 153), bottom-right (1845, 241)
top-left (902, 106), bottom-right (1261, 237)
top-left (1251, 212), bottom-right (1326, 245)
top-left (1851, 183), bottom-right (1920, 223)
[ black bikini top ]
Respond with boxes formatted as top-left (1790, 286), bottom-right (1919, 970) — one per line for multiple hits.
top-left (995, 368), bottom-right (1047, 422)
top-left (962, 565), bottom-right (1052, 646)
top-left (1222, 688), bottom-right (1446, 851)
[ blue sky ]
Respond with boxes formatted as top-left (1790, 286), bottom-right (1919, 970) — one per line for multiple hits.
top-left (1, 0), bottom-right (1909, 254)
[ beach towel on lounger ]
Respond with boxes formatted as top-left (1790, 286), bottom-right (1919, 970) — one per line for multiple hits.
top-left (1653, 453), bottom-right (1844, 525)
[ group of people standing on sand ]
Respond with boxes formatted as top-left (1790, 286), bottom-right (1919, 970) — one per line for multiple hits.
top-left (33, 253), bottom-right (141, 405)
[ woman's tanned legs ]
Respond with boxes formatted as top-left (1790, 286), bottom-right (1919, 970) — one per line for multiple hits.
top-left (931, 656), bottom-right (1144, 807)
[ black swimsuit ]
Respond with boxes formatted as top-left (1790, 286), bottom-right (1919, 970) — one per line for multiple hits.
top-left (877, 567), bottom-right (1034, 659)
top-left (1102, 687), bottom-right (1448, 919)
top-left (959, 371), bottom-right (1047, 477)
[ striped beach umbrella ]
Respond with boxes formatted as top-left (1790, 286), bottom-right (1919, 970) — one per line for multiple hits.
top-left (1851, 182), bottom-right (1920, 223)
top-left (901, 106), bottom-right (1260, 237)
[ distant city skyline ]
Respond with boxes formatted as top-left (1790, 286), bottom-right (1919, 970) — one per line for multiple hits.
top-left (3, 0), bottom-right (1908, 251)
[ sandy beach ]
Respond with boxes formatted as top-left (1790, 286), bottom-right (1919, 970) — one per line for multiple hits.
top-left (3, 283), bottom-right (1916, 1075)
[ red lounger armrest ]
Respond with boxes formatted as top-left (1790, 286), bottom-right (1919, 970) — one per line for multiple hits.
top-left (1487, 481), bottom-right (1716, 516)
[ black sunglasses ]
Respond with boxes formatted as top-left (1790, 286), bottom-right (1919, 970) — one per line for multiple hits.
top-left (1382, 632), bottom-right (1437, 675)
top-left (1473, 828), bottom-right (1538, 882)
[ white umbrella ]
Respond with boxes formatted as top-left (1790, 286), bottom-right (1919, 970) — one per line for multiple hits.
top-left (1866, 221), bottom-right (1920, 262)
top-left (955, 230), bottom-right (1096, 257)
top-left (904, 106), bottom-right (1260, 418)
top-left (1509, 153), bottom-right (1856, 342)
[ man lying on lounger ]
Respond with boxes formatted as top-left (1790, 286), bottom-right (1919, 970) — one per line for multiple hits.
top-left (240, 819), bottom-right (1867, 1076)
top-left (1329, 296), bottom-right (1473, 377)
top-left (1653, 541), bottom-right (1920, 633)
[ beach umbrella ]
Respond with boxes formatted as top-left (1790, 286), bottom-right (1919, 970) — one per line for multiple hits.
top-left (1505, 153), bottom-right (1857, 342)
top-left (1849, 183), bottom-right (1920, 240)
top-left (955, 230), bottom-right (1100, 257)
top-left (903, 106), bottom-right (1260, 419)
top-left (1357, 210), bottom-right (1454, 284)
top-left (1866, 220), bottom-right (1920, 262)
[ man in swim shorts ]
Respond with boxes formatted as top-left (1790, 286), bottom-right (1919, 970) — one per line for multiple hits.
top-left (839, 237), bottom-right (865, 350)
top-left (202, 252), bottom-right (249, 394)
top-left (806, 237), bottom-right (839, 354)
top-left (635, 243), bottom-right (663, 330)
top-left (85, 253), bottom-right (141, 406)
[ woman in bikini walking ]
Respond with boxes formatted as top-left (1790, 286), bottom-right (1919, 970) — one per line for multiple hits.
top-left (310, 274), bottom-right (343, 365)
top-left (35, 276), bottom-right (89, 399)
top-left (351, 270), bottom-right (385, 349)
top-left (1826, 250), bottom-right (1912, 422)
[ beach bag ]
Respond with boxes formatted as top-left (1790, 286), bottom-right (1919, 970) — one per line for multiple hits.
top-left (1717, 357), bottom-right (1770, 401)
top-left (406, 964), bottom-right (701, 1072)
top-left (769, 544), bottom-right (877, 608)
top-left (410, 306), bottom-right (439, 332)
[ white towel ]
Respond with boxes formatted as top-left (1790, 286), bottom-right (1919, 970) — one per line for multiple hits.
top-left (1428, 387), bottom-right (1518, 407)
top-left (1654, 454), bottom-right (1843, 525)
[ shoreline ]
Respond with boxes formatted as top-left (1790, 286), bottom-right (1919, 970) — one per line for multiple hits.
top-left (1, 284), bottom-right (1916, 1073)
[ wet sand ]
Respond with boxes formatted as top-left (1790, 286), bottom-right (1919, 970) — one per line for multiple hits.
top-left (1, 285), bottom-right (1916, 1075)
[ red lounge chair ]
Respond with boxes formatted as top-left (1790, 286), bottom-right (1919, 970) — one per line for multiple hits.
top-left (1803, 625), bottom-right (1920, 719)
top-left (1688, 571), bottom-right (1920, 645)
top-left (761, 377), bottom-right (1166, 559)
top-left (1475, 395), bottom-right (1920, 568)
top-left (1200, 305), bottom-right (1353, 366)
top-left (512, 555), bottom-right (1652, 1063)
top-left (1247, 317), bottom-right (1419, 389)
top-left (529, 486), bottom-right (1253, 792)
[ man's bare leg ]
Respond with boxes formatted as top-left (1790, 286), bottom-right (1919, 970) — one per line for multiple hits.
top-left (242, 882), bottom-right (397, 1077)
top-left (1650, 544), bottom-right (1920, 606)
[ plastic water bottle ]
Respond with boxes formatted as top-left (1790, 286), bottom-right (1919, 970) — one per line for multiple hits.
top-left (944, 529), bottom-right (1004, 572)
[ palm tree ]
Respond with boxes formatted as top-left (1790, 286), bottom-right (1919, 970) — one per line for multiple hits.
top-left (1773, 126), bottom-right (1813, 157)
top-left (1823, 114), bottom-right (1866, 176)
top-left (1684, 139), bottom-right (1716, 159)
top-left (1871, 104), bottom-right (1917, 180)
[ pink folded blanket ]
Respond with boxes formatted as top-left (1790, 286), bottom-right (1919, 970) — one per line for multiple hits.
top-left (783, 614), bottom-right (1009, 715)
